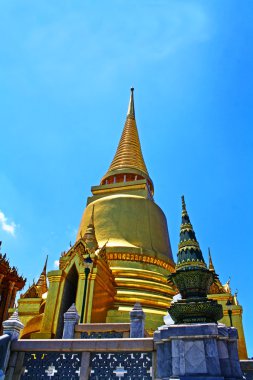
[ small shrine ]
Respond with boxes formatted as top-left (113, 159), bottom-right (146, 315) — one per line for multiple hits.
top-left (0, 242), bottom-right (26, 334)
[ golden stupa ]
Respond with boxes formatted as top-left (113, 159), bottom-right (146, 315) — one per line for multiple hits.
top-left (16, 89), bottom-right (248, 360)
top-left (76, 88), bottom-right (175, 328)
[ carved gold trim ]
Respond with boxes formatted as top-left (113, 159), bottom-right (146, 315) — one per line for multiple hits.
top-left (79, 273), bottom-right (93, 280)
top-left (93, 184), bottom-right (146, 195)
top-left (48, 276), bottom-right (62, 283)
top-left (223, 310), bottom-right (242, 316)
top-left (106, 252), bottom-right (175, 272)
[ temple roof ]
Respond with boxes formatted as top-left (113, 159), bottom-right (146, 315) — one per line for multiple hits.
top-left (176, 196), bottom-right (207, 271)
top-left (101, 88), bottom-right (153, 192)
top-left (0, 242), bottom-right (26, 290)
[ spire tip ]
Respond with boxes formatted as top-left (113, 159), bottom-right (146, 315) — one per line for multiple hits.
top-left (208, 248), bottom-right (214, 271)
top-left (127, 87), bottom-right (135, 118)
top-left (43, 255), bottom-right (48, 274)
top-left (181, 195), bottom-right (186, 211)
top-left (88, 204), bottom-right (95, 226)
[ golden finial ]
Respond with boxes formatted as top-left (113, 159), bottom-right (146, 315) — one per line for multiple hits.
top-left (127, 87), bottom-right (135, 118)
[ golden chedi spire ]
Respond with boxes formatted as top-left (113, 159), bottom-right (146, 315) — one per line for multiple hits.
top-left (101, 88), bottom-right (154, 194)
top-left (36, 255), bottom-right (48, 295)
top-left (208, 247), bottom-right (215, 271)
top-left (83, 205), bottom-right (98, 253)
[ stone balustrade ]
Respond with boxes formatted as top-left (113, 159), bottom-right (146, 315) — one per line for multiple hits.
top-left (1, 306), bottom-right (248, 379)
top-left (7, 338), bottom-right (154, 379)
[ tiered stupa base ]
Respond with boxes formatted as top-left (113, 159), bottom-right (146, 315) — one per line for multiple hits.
top-left (105, 253), bottom-right (176, 332)
top-left (169, 297), bottom-right (223, 324)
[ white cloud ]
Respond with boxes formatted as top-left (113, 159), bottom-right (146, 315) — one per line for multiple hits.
top-left (54, 260), bottom-right (59, 269)
top-left (0, 210), bottom-right (16, 236)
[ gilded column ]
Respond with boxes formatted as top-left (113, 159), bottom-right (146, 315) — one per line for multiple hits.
top-left (40, 270), bottom-right (65, 337)
top-left (84, 269), bottom-right (95, 323)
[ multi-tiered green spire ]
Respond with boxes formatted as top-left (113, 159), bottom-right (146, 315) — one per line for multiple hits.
top-left (167, 196), bottom-right (223, 324)
top-left (177, 196), bottom-right (206, 271)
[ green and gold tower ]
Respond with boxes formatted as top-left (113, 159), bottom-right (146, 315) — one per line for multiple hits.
top-left (168, 196), bottom-right (223, 323)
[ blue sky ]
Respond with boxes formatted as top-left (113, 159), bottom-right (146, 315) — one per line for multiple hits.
top-left (0, 1), bottom-right (252, 355)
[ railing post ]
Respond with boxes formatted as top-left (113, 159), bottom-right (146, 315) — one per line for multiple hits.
top-left (227, 327), bottom-right (244, 378)
top-left (2, 310), bottom-right (24, 342)
top-left (130, 303), bottom-right (145, 338)
top-left (1, 310), bottom-right (24, 379)
top-left (0, 335), bottom-right (11, 379)
top-left (62, 303), bottom-right (80, 339)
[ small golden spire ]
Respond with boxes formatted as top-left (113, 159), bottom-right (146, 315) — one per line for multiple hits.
top-left (88, 205), bottom-right (95, 227)
top-left (36, 256), bottom-right (48, 295)
top-left (84, 205), bottom-right (98, 253)
top-left (42, 255), bottom-right (48, 275)
top-left (208, 248), bottom-right (215, 271)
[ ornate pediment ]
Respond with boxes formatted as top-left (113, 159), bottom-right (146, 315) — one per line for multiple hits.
top-left (21, 284), bottom-right (40, 299)
top-left (209, 279), bottom-right (225, 294)
top-left (59, 239), bottom-right (90, 271)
